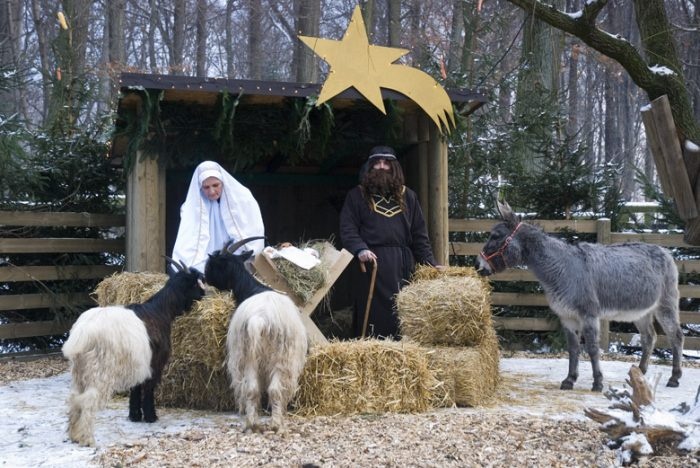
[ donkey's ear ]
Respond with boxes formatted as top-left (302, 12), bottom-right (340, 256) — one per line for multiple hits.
top-left (497, 200), bottom-right (519, 226)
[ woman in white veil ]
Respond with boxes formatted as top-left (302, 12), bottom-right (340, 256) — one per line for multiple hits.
top-left (171, 160), bottom-right (265, 272)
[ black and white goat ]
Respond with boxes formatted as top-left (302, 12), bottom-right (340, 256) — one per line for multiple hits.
top-left (478, 200), bottom-right (684, 392)
top-left (205, 237), bottom-right (308, 433)
top-left (62, 259), bottom-right (205, 446)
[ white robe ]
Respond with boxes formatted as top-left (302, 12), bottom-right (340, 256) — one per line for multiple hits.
top-left (171, 161), bottom-right (265, 272)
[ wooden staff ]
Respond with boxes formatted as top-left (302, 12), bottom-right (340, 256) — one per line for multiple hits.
top-left (360, 258), bottom-right (378, 338)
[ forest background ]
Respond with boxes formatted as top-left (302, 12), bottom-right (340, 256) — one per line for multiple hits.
top-left (1, 0), bottom-right (700, 221)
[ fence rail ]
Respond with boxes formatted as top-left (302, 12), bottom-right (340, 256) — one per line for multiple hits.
top-left (0, 211), bottom-right (125, 342)
top-left (449, 217), bottom-right (700, 352)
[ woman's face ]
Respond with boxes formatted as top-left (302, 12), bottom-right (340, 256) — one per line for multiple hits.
top-left (201, 176), bottom-right (223, 201)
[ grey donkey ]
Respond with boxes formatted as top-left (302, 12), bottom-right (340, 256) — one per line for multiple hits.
top-left (477, 201), bottom-right (684, 392)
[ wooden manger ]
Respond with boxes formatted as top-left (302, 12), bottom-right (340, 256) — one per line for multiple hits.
top-left (251, 243), bottom-right (354, 348)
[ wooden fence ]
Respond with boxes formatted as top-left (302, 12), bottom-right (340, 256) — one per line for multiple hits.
top-left (2, 212), bottom-right (699, 354)
top-left (0, 211), bottom-right (124, 344)
top-left (449, 218), bottom-right (700, 352)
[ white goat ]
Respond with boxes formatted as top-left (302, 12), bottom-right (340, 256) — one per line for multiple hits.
top-left (62, 259), bottom-right (204, 446)
top-left (205, 237), bottom-right (308, 433)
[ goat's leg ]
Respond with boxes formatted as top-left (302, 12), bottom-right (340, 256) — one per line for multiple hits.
top-left (128, 385), bottom-right (143, 422)
top-left (655, 303), bottom-right (684, 387)
top-left (267, 369), bottom-right (287, 434)
top-left (560, 324), bottom-right (580, 390)
top-left (633, 315), bottom-right (657, 375)
top-left (141, 379), bottom-right (158, 423)
top-left (580, 319), bottom-right (603, 392)
top-left (68, 387), bottom-right (100, 447)
top-left (241, 365), bottom-right (261, 433)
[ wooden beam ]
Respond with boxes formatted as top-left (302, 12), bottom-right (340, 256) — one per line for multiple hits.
top-left (427, 121), bottom-right (448, 265)
top-left (0, 320), bottom-right (73, 340)
top-left (0, 238), bottom-right (124, 253)
top-left (0, 211), bottom-right (125, 227)
top-left (0, 293), bottom-right (94, 311)
top-left (0, 265), bottom-right (121, 282)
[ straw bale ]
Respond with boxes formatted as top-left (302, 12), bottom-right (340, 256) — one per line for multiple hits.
top-left (293, 339), bottom-right (447, 416)
top-left (157, 289), bottom-right (237, 410)
top-left (396, 275), bottom-right (492, 347)
top-left (425, 328), bottom-right (501, 407)
top-left (411, 264), bottom-right (481, 281)
top-left (92, 271), bottom-right (168, 306)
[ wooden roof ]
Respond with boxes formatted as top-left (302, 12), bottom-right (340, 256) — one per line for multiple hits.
top-left (117, 72), bottom-right (487, 116)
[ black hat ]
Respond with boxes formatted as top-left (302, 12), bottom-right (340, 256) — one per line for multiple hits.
top-left (367, 146), bottom-right (397, 161)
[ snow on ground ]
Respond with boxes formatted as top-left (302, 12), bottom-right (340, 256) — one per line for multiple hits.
top-left (1, 357), bottom-right (698, 467)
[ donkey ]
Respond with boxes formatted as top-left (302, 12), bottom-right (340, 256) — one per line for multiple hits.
top-left (477, 200), bottom-right (684, 392)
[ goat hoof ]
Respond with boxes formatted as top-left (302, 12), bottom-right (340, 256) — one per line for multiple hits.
top-left (560, 380), bottom-right (574, 390)
top-left (591, 384), bottom-right (603, 392)
top-left (144, 414), bottom-right (158, 423)
top-left (666, 379), bottom-right (679, 388)
top-left (128, 411), bottom-right (143, 422)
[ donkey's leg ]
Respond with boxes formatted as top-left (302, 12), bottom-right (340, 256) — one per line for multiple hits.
top-left (580, 318), bottom-right (603, 392)
top-left (560, 322), bottom-right (580, 390)
top-left (633, 314), bottom-right (657, 375)
top-left (655, 304), bottom-right (684, 387)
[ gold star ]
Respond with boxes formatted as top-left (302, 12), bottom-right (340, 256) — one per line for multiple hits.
top-left (299, 7), bottom-right (406, 113)
top-left (299, 6), bottom-right (455, 133)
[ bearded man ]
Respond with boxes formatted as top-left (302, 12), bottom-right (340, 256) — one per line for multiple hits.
top-left (339, 145), bottom-right (440, 339)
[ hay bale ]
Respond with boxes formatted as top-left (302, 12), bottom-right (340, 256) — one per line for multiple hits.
top-left (156, 289), bottom-right (237, 411)
top-left (92, 271), bottom-right (168, 306)
top-left (425, 328), bottom-right (501, 407)
top-left (293, 339), bottom-right (448, 416)
top-left (396, 274), bottom-right (492, 347)
top-left (411, 264), bottom-right (481, 281)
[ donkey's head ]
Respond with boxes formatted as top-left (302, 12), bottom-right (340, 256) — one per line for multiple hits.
top-left (476, 200), bottom-right (524, 276)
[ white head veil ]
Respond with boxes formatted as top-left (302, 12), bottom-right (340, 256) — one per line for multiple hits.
top-left (171, 161), bottom-right (265, 272)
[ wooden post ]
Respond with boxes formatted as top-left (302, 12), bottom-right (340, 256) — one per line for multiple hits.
top-left (126, 152), bottom-right (166, 272)
top-left (417, 114), bottom-right (430, 220)
top-left (597, 218), bottom-right (612, 350)
top-left (646, 95), bottom-right (697, 220)
top-left (427, 121), bottom-right (448, 265)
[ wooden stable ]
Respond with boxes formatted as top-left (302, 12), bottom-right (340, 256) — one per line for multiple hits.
top-left (112, 73), bottom-right (486, 323)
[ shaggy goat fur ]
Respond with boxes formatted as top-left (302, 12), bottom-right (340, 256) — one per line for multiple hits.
top-left (62, 266), bottom-right (204, 446)
top-left (477, 201), bottom-right (683, 392)
top-left (205, 241), bottom-right (308, 433)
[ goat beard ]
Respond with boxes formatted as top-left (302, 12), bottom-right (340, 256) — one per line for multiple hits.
top-left (362, 169), bottom-right (402, 198)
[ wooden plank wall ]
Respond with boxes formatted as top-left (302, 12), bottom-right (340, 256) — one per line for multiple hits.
top-left (449, 218), bottom-right (700, 352)
top-left (0, 211), bottom-right (125, 342)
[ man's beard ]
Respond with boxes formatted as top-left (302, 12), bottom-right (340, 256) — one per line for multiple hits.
top-left (364, 169), bottom-right (399, 197)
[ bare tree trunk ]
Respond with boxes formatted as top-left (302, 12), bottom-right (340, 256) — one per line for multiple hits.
top-left (147, 0), bottom-right (158, 72)
top-left (30, 0), bottom-right (51, 123)
top-left (387, 0), bottom-right (401, 47)
top-left (446, 0), bottom-right (463, 76)
top-left (172, 0), bottom-right (186, 74)
top-left (225, 0), bottom-right (236, 78)
top-left (246, 0), bottom-right (262, 80)
top-left (0, 0), bottom-right (23, 116)
top-left (360, 0), bottom-right (375, 40)
top-left (196, 0), bottom-right (207, 77)
top-left (101, 0), bottom-right (125, 112)
top-left (293, 0), bottom-right (320, 83)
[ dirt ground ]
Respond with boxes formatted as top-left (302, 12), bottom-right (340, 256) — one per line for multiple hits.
top-left (2, 353), bottom-right (699, 467)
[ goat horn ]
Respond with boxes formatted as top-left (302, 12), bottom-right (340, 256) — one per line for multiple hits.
top-left (163, 255), bottom-right (185, 272)
top-left (225, 236), bottom-right (266, 254)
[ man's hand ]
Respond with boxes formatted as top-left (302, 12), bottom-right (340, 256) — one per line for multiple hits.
top-left (358, 249), bottom-right (377, 263)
